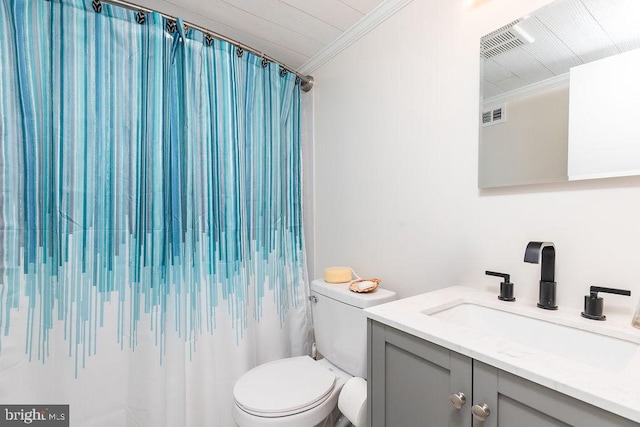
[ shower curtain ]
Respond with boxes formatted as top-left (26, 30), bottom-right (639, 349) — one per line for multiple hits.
top-left (0, 0), bottom-right (311, 425)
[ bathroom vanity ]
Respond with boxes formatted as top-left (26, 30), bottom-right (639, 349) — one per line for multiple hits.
top-left (365, 287), bottom-right (640, 426)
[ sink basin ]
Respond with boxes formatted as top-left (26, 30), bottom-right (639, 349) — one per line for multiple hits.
top-left (425, 302), bottom-right (639, 372)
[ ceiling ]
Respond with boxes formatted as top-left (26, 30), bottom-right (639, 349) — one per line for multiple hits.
top-left (482, 0), bottom-right (640, 100)
top-left (131, 0), bottom-right (388, 72)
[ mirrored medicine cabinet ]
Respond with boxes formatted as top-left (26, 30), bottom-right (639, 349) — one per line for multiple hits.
top-left (478, 0), bottom-right (640, 188)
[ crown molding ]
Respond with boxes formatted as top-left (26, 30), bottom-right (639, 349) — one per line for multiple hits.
top-left (483, 73), bottom-right (569, 107)
top-left (297, 0), bottom-right (414, 75)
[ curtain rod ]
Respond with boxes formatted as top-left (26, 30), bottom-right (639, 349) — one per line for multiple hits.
top-left (97, 0), bottom-right (314, 92)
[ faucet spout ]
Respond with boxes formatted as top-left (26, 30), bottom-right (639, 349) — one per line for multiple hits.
top-left (524, 241), bottom-right (555, 282)
top-left (524, 241), bottom-right (557, 310)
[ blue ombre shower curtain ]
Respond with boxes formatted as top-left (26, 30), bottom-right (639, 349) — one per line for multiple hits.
top-left (0, 0), bottom-right (311, 425)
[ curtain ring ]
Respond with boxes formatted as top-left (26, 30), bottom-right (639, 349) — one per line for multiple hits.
top-left (236, 48), bottom-right (244, 58)
top-left (135, 11), bottom-right (146, 24)
top-left (166, 20), bottom-right (177, 34)
top-left (205, 35), bottom-right (214, 47)
top-left (92, 0), bottom-right (102, 13)
top-left (279, 68), bottom-right (288, 77)
top-left (261, 58), bottom-right (269, 68)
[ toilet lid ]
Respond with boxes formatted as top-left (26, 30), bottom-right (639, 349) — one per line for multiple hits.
top-left (234, 356), bottom-right (336, 417)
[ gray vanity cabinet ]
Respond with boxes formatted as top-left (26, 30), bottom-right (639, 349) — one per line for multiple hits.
top-left (368, 320), bottom-right (638, 427)
top-left (368, 320), bottom-right (472, 427)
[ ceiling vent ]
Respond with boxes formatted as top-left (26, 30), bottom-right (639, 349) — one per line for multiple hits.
top-left (481, 20), bottom-right (534, 59)
top-left (482, 105), bottom-right (506, 127)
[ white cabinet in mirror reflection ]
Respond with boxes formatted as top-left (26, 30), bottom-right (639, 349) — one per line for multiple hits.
top-left (568, 48), bottom-right (640, 180)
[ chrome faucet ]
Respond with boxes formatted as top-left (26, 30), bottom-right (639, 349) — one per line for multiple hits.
top-left (524, 241), bottom-right (557, 310)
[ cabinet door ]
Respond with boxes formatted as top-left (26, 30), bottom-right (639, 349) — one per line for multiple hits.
top-left (473, 361), bottom-right (639, 427)
top-left (368, 320), bottom-right (472, 427)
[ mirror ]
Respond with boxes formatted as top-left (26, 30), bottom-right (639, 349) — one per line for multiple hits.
top-left (479, 0), bottom-right (640, 188)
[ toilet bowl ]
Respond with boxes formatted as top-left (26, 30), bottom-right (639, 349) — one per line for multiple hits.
top-left (232, 279), bottom-right (396, 427)
top-left (233, 357), bottom-right (351, 427)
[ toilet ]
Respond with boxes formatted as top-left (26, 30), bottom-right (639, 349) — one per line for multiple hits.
top-left (232, 279), bottom-right (396, 427)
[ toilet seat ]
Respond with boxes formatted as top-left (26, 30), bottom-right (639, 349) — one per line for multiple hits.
top-left (234, 356), bottom-right (337, 417)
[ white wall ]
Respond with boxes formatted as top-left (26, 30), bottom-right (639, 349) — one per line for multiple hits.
top-left (302, 90), bottom-right (316, 280)
top-left (308, 0), bottom-right (640, 317)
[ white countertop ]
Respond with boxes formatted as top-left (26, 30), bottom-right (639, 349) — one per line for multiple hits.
top-left (364, 286), bottom-right (640, 423)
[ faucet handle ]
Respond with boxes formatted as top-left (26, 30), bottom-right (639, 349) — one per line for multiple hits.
top-left (589, 286), bottom-right (631, 298)
top-left (485, 271), bottom-right (515, 302)
top-left (485, 270), bottom-right (510, 282)
top-left (581, 286), bottom-right (631, 321)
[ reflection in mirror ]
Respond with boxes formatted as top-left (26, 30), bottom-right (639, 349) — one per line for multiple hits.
top-left (479, 0), bottom-right (640, 188)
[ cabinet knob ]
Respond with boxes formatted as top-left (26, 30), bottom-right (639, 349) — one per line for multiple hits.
top-left (449, 392), bottom-right (467, 409)
top-left (471, 403), bottom-right (491, 421)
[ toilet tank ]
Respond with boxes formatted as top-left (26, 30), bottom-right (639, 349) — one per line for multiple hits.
top-left (310, 279), bottom-right (396, 379)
